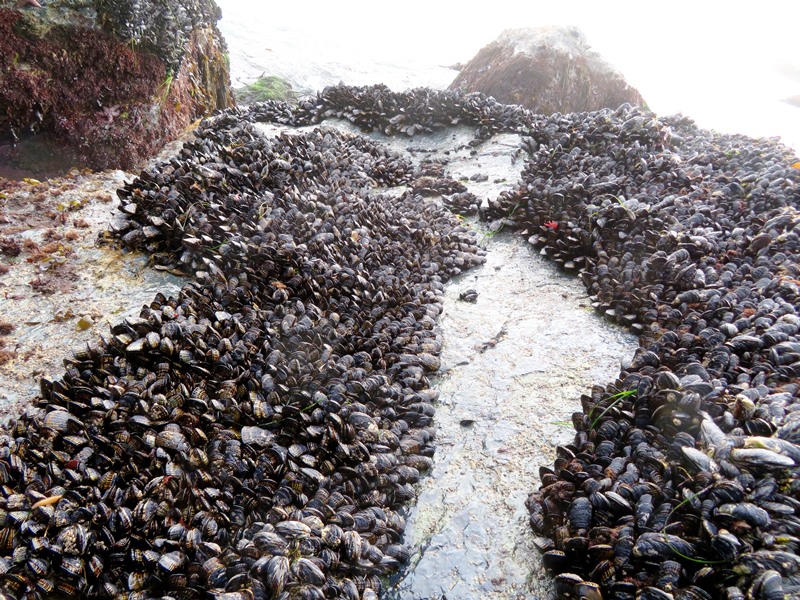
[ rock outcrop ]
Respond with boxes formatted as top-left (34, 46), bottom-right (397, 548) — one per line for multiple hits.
top-left (449, 27), bottom-right (644, 114)
top-left (0, 0), bottom-right (233, 170)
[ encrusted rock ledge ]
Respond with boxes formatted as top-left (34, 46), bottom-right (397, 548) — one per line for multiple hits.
top-left (0, 0), bottom-right (233, 170)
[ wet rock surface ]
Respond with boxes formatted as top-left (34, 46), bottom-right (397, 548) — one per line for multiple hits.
top-left (0, 91), bottom-right (491, 599)
top-left (386, 233), bottom-right (635, 600)
top-left (450, 27), bottom-right (644, 115)
top-left (315, 122), bottom-right (638, 598)
top-left (485, 102), bottom-right (800, 598)
top-left (0, 141), bottom-right (190, 418)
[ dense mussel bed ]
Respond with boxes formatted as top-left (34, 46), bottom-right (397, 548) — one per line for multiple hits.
top-left (0, 83), bottom-right (797, 600)
top-left (486, 110), bottom-right (800, 597)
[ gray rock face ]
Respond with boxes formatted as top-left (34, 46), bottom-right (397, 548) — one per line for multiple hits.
top-left (449, 26), bottom-right (644, 114)
top-left (384, 231), bottom-right (635, 600)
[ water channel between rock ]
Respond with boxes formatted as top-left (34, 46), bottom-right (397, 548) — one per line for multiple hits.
top-left (256, 120), bottom-right (639, 599)
top-left (386, 231), bottom-right (637, 600)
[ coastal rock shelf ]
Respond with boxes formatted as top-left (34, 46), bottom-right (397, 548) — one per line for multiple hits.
top-left (0, 84), bottom-right (798, 600)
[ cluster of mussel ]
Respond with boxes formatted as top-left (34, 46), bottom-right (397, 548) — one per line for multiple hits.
top-left (1, 82), bottom-right (799, 600)
top-left (246, 84), bottom-right (800, 598)
top-left (240, 83), bottom-right (535, 140)
top-left (97, 0), bottom-right (223, 71)
top-left (481, 106), bottom-right (800, 598)
top-left (0, 93), bottom-right (493, 599)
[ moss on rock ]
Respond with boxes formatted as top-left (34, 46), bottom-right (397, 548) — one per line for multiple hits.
top-left (234, 75), bottom-right (296, 105)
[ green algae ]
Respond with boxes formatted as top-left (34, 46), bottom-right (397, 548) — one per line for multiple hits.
top-left (234, 74), bottom-right (296, 105)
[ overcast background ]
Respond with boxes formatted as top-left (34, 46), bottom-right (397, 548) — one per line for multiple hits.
top-left (216, 0), bottom-right (800, 154)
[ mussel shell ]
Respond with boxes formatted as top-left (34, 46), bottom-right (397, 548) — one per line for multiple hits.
top-left (43, 411), bottom-right (83, 434)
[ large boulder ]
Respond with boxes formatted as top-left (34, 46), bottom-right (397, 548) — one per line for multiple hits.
top-left (0, 0), bottom-right (233, 170)
top-left (449, 27), bottom-right (644, 114)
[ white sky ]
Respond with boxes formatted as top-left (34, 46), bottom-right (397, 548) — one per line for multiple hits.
top-left (217, 0), bottom-right (800, 152)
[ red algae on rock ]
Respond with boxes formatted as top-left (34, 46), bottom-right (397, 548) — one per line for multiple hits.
top-left (0, 1), bottom-right (232, 171)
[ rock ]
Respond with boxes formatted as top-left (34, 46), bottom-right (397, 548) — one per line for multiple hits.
top-left (234, 75), bottom-right (296, 105)
top-left (75, 315), bottom-right (94, 331)
top-left (0, 0), bottom-right (233, 170)
top-left (449, 26), bottom-right (644, 114)
top-left (459, 288), bottom-right (479, 303)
